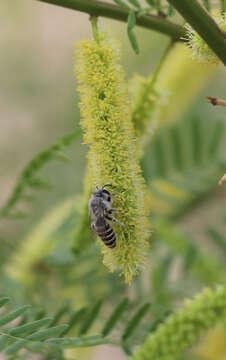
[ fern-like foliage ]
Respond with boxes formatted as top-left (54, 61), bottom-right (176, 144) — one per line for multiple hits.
top-left (142, 116), bottom-right (225, 219)
top-left (0, 296), bottom-right (167, 359)
top-left (0, 297), bottom-right (110, 359)
top-left (111, 0), bottom-right (176, 53)
top-left (112, 0), bottom-right (175, 16)
top-left (0, 130), bottom-right (80, 220)
top-left (153, 219), bottom-right (226, 287)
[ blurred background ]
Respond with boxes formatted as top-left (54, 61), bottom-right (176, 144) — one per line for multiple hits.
top-left (1, 1), bottom-right (226, 359)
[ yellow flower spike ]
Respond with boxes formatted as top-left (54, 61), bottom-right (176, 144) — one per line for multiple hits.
top-left (132, 286), bottom-right (226, 360)
top-left (74, 33), bottom-right (151, 283)
top-left (186, 11), bottom-right (226, 64)
top-left (194, 325), bottom-right (226, 360)
top-left (129, 73), bottom-right (167, 145)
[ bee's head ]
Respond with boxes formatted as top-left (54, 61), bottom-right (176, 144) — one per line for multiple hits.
top-left (93, 184), bottom-right (112, 202)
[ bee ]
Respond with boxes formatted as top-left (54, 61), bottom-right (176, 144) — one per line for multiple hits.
top-left (89, 185), bottom-right (121, 249)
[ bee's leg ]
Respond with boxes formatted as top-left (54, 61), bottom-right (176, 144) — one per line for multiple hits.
top-left (105, 214), bottom-right (125, 226)
top-left (103, 207), bottom-right (116, 216)
top-left (107, 208), bottom-right (117, 214)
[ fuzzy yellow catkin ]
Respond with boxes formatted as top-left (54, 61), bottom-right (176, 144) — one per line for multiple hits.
top-left (132, 286), bottom-right (226, 360)
top-left (128, 43), bottom-right (216, 142)
top-left (74, 33), bottom-right (151, 283)
top-left (129, 73), bottom-right (167, 146)
top-left (186, 11), bottom-right (226, 64)
top-left (194, 325), bottom-right (226, 360)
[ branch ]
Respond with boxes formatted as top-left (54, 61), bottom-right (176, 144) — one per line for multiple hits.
top-left (35, 0), bottom-right (186, 41)
top-left (166, 0), bottom-right (226, 65)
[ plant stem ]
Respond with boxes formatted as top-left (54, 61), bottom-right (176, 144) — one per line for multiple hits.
top-left (35, 0), bottom-right (186, 40)
top-left (166, 0), bottom-right (226, 65)
top-left (90, 16), bottom-right (100, 43)
top-left (150, 39), bottom-right (174, 88)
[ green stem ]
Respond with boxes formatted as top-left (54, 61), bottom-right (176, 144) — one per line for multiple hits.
top-left (90, 16), bottom-right (100, 43)
top-left (150, 39), bottom-right (174, 88)
top-left (166, 0), bottom-right (226, 65)
top-left (35, 0), bottom-right (186, 40)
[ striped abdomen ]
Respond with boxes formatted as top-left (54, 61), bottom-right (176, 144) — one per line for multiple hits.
top-left (94, 216), bottom-right (116, 249)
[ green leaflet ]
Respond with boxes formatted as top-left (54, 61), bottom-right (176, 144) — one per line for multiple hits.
top-left (152, 254), bottom-right (174, 303)
top-left (0, 335), bottom-right (9, 351)
top-left (202, 0), bottom-right (211, 11)
top-left (167, 4), bottom-right (174, 15)
top-left (48, 304), bottom-right (70, 328)
top-left (0, 305), bottom-right (31, 326)
top-left (112, 0), bottom-right (130, 9)
top-left (126, 0), bottom-right (141, 8)
top-left (79, 300), bottom-right (103, 335)
top-left (145, 0), bottom-right (155, 5)
top-left (27, 325), bottom-right (69, 341)
top-left (46, 334), bottom-right (111, 348)
top-left (60, 307), bottom-right (87, 336)
top-left (136, 8), bottom-right (152, 16)
top-left (122, 303), bottom-right (151, 341)
top-left (127, 11), bottom-right (140, 54)
top-left (207, 119), bottom-right (224, 157)
top-left (0, 298), bottom-right (9, 308)
top-left (102, 298), bottom-right (129, 336)
top-left (206, 228), bottom-right (226, 254)
top-left (9, 318), bottom-right (52, 336)
top-left (4, 339), bottom-right (27, 356)
top-left (0, 130), bottom-right (80, 219)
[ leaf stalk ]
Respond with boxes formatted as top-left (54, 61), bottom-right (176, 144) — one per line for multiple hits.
top-left (35, 0), bottom-right (186, 40)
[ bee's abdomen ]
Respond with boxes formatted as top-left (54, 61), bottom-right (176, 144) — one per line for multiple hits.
top-left (95, 217), bottom-right (116, 249)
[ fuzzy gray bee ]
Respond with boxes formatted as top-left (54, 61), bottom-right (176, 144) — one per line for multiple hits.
top-left (89, 185), bottom-right (121, 249)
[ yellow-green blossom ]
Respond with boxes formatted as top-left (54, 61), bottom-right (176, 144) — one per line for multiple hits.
top-left (186, 12), bottom-right (226, 64)
top-left (194, 325), bottom-right (226, 360)
top-left (132, 286), bottom-right (226, 360)
top-left (129, 73), bottom-right (167, 145)
top-left (74, 34), bottom-right (151, 283)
